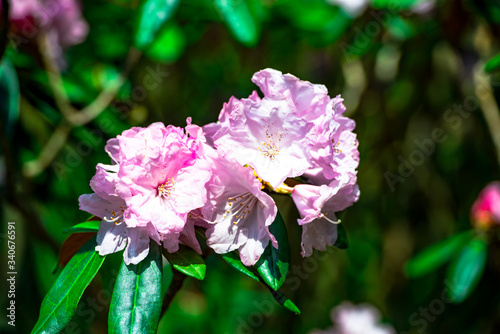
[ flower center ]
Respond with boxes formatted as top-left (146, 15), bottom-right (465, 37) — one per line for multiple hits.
top-left (258, 124), bottom-right (287, 160)
top-left (222, 192), bottom-right (257, 225)
top-left (331, 138), bottom-right (342, 154)
top-left (104, 206), bottom-right (125, 225)
top-left (158, 178), bottom-right (176, 198)
top-left (258, 142), bottom-right (280, 160)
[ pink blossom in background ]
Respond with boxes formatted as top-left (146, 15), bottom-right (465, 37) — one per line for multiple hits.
top-left (4, 0), bottom-right (88, 56)
top-left (79, 122), bottom-right (212, 264)
top-left (471, 181), bottom-right (500, 229)
top-left (309, 302), bottom-right (395, 334)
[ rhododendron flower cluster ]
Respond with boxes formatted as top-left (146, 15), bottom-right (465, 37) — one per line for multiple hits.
top-left (3, 0), bottom-right (88, 56)
top-left (79, 69), bottom-right (360, 265)
top-left (471, 181), bottom-right (500, 229)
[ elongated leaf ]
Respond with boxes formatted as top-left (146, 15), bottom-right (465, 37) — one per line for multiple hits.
top-left (219, 250), bottom-right (300, 313)
top-left (162, 245), bottom-right (206, 280)
top-left (446, 237), bottom-right (488, 303)
top-left (109, 242), bottom-right (163, 334)
top-left (269, 289), bottom-right (301, 315)
top-left (221, 251), bottom-right (260, 282)
top-left (135, 0), bottom-right (180, 49)
top-left (31, 237), bottom-right (105, 334)
top-left (63, 220), bottom-right (100, 234)
top-left (219, 247), bottom-right (300, 313)
top-left (256, 211), bottom-right (290, 290)
top-left (0, 59), bottom-right (20, 137)
top-left (214, 0), bottom-right (258, 47)
top-left (406, 230), bottom-right (473, 278)
top-left (485, 52), bottom-right (500, 73)
top-left (334, 223), bottom-right (349, 249)
top-left (371, 0), bottom-right (417, 10)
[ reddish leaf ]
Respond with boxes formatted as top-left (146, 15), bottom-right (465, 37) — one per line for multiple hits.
top-left (58, 232), bottom-right (97, 268)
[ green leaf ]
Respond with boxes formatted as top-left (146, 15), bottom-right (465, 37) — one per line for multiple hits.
top-left (405, 230), bottom-right (473, 278)
top-left (221, 251), bottom-right (260, 282)
top-left (145, 23), bottom-right (186, 63)
top-left (219, 249), bottom-right (300, 313)
top-left (63, 221), bottom-right (100, 234)
top-left (135, 0), bottom-right (180, 50)
top-left (334, 223), bottom-right (349, 249)
top-left (256, 211), bottom-right (290, 290)
top-left (0, 59), bottom-right (20, 137)
top-left (269, 289), bottom-right (301, 315)
top-left (446, 237), bottom-right (488, 303)
top-left (371, 0), bottom-right (418, 10)
top-left (31, 237), bottom-right (105, 334)
top-left (214, 0), bottom-right (259, 47)
top-left (485, 52), bottom-right (500, 73)
top-left (109, 242), bottom-right (163, 334)
top-left (162, 245), bottom-right (206, 280)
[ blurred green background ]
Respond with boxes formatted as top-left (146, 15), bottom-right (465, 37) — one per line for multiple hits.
top-left (2, 0), bottom-right (500, 333)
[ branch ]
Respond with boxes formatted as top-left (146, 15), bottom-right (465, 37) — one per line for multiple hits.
top-left (160, 269), bottom-right (187, 315)
top-left (38, 33), bottom-right (75, 120)
top-left (0, 115), bottom-right (59, 254)
top-left (160, 247), bottom-right (213, 317)
top-left (22, 121), bottom-right (71, 178)
top-left (23, 39), bottom-right (142, 178)
top-left (474, 67), bottom-right (500, 168)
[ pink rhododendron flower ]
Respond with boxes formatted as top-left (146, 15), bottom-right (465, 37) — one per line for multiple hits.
top-left (252, 70), bottom-right (359, 256)
top-left (4, 0), bottom-right (88, 57)
top-left (310, 302), bottom-right (395, 334)
top-left (203, 156), bottom-right (278, 265)
top-left (80, 69), bottom-right (360, 265)
top-left (304, 96), bottom-right (359, 186)
top-left (186, 122), bottom-right (278, 266)
top-left (292, 184), bottom-right (337, 226)
top-left (210, 96), bottom-right (313, 189)
top-left (471, 181), bottom-right (500, 229)
top-left (251, 68), bottom-right (330, 121)
top-left (292, 182), bottom-right (359, 257)
top-left (203, 68), bottom-right (360, 258)
top-left (79, 164), bottom-right (161, 265)
top-left (112, 123), bottom-right (211, 233)
top-left (79, 122), bottom-right (211, 264)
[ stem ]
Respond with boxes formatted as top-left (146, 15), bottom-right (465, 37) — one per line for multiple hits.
top-left (22, 121), bottom-right (71, 178)
top-left (38, 33), bottom-right (75, 120)
top-left (474, 67), bottom-right (500, 168)
top-left (160, 270), bottom-right (187, 315)
top-left (0, 116), bottom-right (59, 254)
top-left (23, 38), bottom-right (141, 178)
top-left (160, 247), bottom-right (213, 317)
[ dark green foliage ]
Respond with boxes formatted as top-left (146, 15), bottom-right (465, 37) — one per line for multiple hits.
top-left (31, 237), bottom-right (105, 334)
top-left (256, 211), bottom-right (290, 290)
top-left (109, 242), bottom-right (163, 334)
top-left (162, 245), bottom-right (206, 280)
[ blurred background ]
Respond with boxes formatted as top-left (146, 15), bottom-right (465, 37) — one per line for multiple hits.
top-left (1, 0), bottom-right (500, 333)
